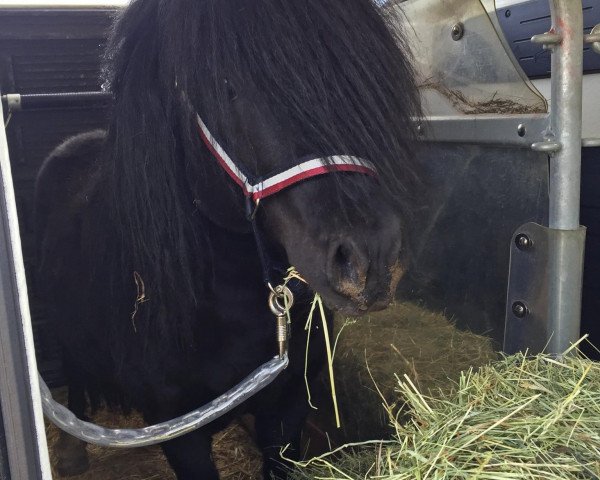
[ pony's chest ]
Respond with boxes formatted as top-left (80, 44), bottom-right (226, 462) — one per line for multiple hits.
top-left (204, 287), bottom-right (275, 355)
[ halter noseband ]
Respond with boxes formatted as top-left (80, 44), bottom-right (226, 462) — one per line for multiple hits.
top-left (196, 114), bottom-right (377, 203)
top-left (196, 113), bottom-right (378, 359)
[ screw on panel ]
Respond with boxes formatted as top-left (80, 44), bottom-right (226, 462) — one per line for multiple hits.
top-left (451, 23), bottom-right (464, 41)
top-left (504, 10), bottom-right (511, 18)
top-left (512, 301), bottom-right (529, 319)
top-left (517, 124), bottom-right (526, 137)
top-left (515, 234), bottom-right (533, 251)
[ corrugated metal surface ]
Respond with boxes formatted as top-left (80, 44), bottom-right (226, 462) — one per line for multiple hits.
top-left (0, 10), bottom-right (114, 40)
top-left (497, 0), bottom-right (600, 78)
top-left (11, 49), bottom-right (104, 93)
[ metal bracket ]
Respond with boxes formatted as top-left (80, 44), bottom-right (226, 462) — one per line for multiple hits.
top-left (504, 223), bottom-right (586, 355)
top-left (504, 223), bottom-right (549, 355)
top-left (531, 31), bottom-right (562, 48)
top-left (413, 114), bottom-right (598, 152)
top-left (585, 24), bottom-right (600, 54)
top-left (3, 94), bottom-right (21, 111)
top-left (531, 140), bottom-right (562, 153)
top-left (582, 138), bottom-right (600, 148)
top-left (532, 24), bottom-right (599, 55)
top-left (415, 114), bottom-right (552, 148)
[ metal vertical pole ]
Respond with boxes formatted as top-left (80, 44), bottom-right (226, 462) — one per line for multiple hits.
top-left (549, 1), bottom-right (583, 229)
top-left (546, 0), bottom-right (586, 354)
top-left (0, 90), bottom-right (52, 478)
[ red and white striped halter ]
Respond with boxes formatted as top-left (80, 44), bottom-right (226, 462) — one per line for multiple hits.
top-left (196, 114), bottom-right (377, 203)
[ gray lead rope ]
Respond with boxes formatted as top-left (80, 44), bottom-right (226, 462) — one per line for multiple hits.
top-left (40, 228), bottom-right (296, 448)
top-left (40, 256), bottom-right (295, 447)
top-left (40, 288), bottom-right (293, 448)
top-left (39, 354), bottom-right (288, 448)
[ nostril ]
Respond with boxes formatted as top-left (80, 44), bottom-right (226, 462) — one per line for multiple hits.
top-left (333, 243), bottom-right (354, 279)
top-left (327, 239), bottom-right (369, 296)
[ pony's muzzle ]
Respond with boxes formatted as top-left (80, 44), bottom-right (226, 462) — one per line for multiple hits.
top-left (325, 231), bottom-right (404, 313)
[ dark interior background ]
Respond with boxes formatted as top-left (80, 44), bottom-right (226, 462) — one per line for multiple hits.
top-left (0, 9), bottom-right (114, 386)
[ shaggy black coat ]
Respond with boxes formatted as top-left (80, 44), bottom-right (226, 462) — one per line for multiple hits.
top-left (35, 0), bottom-right (421, 478)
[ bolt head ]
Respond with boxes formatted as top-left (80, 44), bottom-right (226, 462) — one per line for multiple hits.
top-left (512, 301), bottom-right (529, 319)
top-left (517, 124), bottom-right (526, 137)
top-left (515, 234), bottom-right (532, 251)
top-left (451, 23), bottom-right (465, 41)
top-left (505, 9), bottom-right (511, 18)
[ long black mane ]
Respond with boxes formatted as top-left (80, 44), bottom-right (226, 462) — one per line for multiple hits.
top-left (100, 0), bottom-right (421, 358)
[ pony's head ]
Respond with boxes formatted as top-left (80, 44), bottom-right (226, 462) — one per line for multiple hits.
top-left (104, 0), bottom-right (421, 320)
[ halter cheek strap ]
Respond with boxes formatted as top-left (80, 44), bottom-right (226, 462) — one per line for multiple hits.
top-left (196, 114), bottom-right (377, 202)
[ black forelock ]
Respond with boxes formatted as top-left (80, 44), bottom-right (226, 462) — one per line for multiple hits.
top-left (105, 0), bottom-right (421, 191)
top-left (100, 0), bottom-right (421, 352)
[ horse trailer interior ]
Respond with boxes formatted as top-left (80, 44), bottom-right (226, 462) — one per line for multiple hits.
top-left (0, 0), bottom-right (599, 478)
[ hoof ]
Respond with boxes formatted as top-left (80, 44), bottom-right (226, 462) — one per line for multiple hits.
top-left (55, 433), bottom-right (90, 477)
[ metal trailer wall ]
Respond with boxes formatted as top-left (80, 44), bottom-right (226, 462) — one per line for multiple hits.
top-left (0, 9), bottom-right (113, 386)
top-left (495, 0), bottom-right (599, 357)
top-left (394, 0), bottom-right (596, 355)
top-left (397, 142), bottom-right (549, 344)
top-left (0, 9), bottom-right (113, 478)
top-left (581, 146), bottom-right (600, 357)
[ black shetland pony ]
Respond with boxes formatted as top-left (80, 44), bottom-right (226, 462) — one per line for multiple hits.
top-left (35, 0), bottom-right (420, 478)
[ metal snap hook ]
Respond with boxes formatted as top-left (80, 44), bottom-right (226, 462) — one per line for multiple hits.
top-left (268, 285), bottom-right (294, 317)
top-left (268, 285), bottom-right (294, 358)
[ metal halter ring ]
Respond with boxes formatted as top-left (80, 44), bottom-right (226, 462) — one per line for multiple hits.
top-left (268, 285), bottom-right (294, 317)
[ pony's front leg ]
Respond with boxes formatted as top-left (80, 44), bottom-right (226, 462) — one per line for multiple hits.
top-left (145, 404), bottom-right (219, 480)
top-left (55, 355), bottom-right (90, 476)
top-left (55, 382), bottom-right (90, 476)
top-left (255, 380), bottom-right (310, 479)
top-left (158, 430), bottom-right (218, 480)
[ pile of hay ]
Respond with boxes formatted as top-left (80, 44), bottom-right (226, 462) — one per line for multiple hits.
top-left (291, 343), bottom-right (600, 479)
top-left (307, 302), bottom-right (497, 445)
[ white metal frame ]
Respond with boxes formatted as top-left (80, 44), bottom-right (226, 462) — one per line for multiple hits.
top-left (0, 88), bottom-right (51, 479)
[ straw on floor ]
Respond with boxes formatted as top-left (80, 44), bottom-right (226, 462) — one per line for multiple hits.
top-left (290, 340), bottom-right (600, 480)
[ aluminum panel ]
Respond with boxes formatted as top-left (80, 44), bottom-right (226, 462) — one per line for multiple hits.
top-left (386, 0), bottom-right (547, 115)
